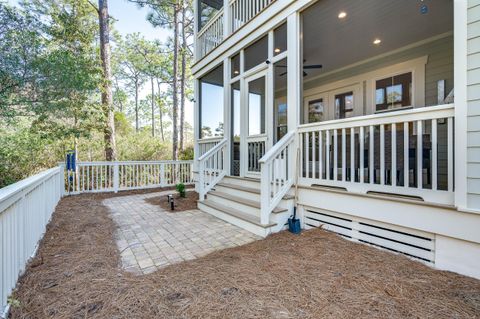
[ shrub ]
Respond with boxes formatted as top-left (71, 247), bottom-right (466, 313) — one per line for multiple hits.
top-left (176, 183), bottom-right (186, 198)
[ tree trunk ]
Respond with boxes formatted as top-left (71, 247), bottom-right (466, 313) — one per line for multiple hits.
top-left (98, 0), bottom-right (116, 161)
top-left (135, 80), bottom-right (139, 132)
top-left (179, 0), bottom-right (186, 151)
top-left (151, 76), bottom-right (155, 137)
top-left (172, 2), bottom-right (180, 160)
top-left (157, 79), bottom-right (165, 142)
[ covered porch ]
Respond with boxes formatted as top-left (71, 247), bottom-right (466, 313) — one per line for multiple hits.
top-left (195, 0), bottom-right (456, 212)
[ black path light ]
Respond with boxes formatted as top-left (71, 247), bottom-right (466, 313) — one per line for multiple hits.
top-left (167, 194), bottom-right (175, 210)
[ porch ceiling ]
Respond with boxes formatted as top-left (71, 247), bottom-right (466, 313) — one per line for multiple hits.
top-left (302, 0), bottom-right (453, 80)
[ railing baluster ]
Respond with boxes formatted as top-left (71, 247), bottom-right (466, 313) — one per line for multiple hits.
top-left (360, 127), bottom-right (364, 183)
top-left (342, 128), bottom-right (346, 182)
top-left (369, 125), bottom-right (374, 184)
top-left (326, 130), bottom-right (330, 180)
top-left (319, 130), bottom-right (323, 180)
top-left (447, 117), bottom-right (453, 192)
top-left (333, 129), bottom-right (338, 181)
top-left (380, 124), bottom-right (385, 185)
top-left (312, 131), bottom-right (316, 179)
top-left (305, 132), bottom-right (310, 178)
top-left (350, 127), bottom-right (355, 183)
top-left (404, 122), bottom-right (409, 188)
top-left (417, 120), bottom-right (423, 189)
top-left (432, 119), bottom-right (437, 191)
top-left (392, 123), bottom-right (397, 187)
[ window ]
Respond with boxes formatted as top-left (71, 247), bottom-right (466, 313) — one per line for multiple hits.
top-left (376, 72), bottom-right (412, 111)
top-left (248, 76), bottom-right (266, 135)
top-left (308, 98), bottom-right (325, 123)
top-left (274, 58), bottom-right (287, 142)
top-left (244, 35), bottom-right (268, 71)
top-left (335, 92), bottom-right (354, 119)
top-left (273, 23), bottom-right (287, 56)
top-left (231, 53), bottom-right (240, 78)
top-left (199, 64), bottom-right (224, 138)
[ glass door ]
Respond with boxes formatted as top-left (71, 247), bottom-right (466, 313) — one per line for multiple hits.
top-left (243, 70), bottom-right (268, 177)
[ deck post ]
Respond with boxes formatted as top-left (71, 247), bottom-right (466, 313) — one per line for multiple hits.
top-left (113, 163), bottom-right (119, 193)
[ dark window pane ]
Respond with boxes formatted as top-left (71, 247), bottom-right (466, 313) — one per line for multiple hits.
top-left (376, 72), bottom-right (412, 111)
top-left (273, 23), bottom-right (287, 56)
top-left (231, 53), bottom-right (240, 78)
top-left (244, 35), bottom-right (268, 71)
top-left (198, 0), bottom-right (222, 30)
top-left (308, 99), bottom-right (325, 123)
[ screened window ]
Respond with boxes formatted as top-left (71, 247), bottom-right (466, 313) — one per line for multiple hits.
top-left (376, 72), bottom-right (412, 111)
top-left (308, 98), bottom-right (326, 123)
top-left (244, 35), bottom-right (268, 71)
top-left (273, 23), bottom-right (287, 56)
top-left (199, 64), bottom-right (224, 138)
top-left (198, 0), bottom-right (223, 31)
top-left (231, 53), bottom-right (240, 78)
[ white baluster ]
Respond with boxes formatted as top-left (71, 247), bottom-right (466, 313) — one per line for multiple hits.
top-left (392, 123), bottom-right (397, 187)
top-left (380, 124), bottom-right (385, 185)
top-left (404, 122), bottom-right (409, 188)
top-left (417, 120), bottom-right (423, 189)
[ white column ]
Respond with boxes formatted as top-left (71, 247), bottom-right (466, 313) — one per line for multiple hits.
top-left (223, 0), bottom-right (231, 38)
top-left (193, 0), bottom-right (199, 61)
top-left (453, 0), bottom-right (468, 209)
top-left (287, 12), bottom-right (301, 184)
top-left (266, 30), bottom-right (275, 149)
top-left (193, 78), bottom-right (200, 192)
top-left (239, 50), bottom-right (247, 177)
top-left (223, 58), bottom-right (231, 175)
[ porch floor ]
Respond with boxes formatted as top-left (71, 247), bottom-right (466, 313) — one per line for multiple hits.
top-left (104, 190), bottom-right (260, 274)
top-left (9, 189), bottom-right (480, 318)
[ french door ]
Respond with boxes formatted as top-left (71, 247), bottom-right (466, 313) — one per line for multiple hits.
top-left (242, 69), bottom-right (268, 178)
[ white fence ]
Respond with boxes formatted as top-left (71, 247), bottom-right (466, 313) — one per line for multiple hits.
top-left (298, 104), bottom-right (455, 205)
top-left (0, 167), bottom-right (63, 316)
top-left (64, 161), bottom-right (194, 194)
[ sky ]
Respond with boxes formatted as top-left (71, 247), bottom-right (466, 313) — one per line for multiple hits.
top-left (7, 0), bottom-right (194, 127)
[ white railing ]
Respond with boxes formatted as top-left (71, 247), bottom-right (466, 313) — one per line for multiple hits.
top-left (198, 137), bottom-right (223, 157)
top-left (0, 167), bottom-right (63, 316)
top-left (259, 131), bottom-right (295, 224)
top-left (246, 135), bottom-right (267, 173)
top-left (229, 0), bottom-right (275, 33)
top-left (64, 161), bottom-right (194, 194)
top-left (297, 104), bottom-right (455, 205)
top-left (197, 10), bottom-right (224, 58)
top-left (198, 138), bottom-right (228, 200)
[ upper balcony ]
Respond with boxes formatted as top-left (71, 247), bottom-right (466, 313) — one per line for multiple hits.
top-left (195, 0), bottom-right (275, 60)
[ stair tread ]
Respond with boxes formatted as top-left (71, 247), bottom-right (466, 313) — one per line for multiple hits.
top-left (208, 190), bottom-right (287, 214)
top-left (216, 182), bottom-right (295, 200)
top-left (199, 200), bottom-right (277, 228)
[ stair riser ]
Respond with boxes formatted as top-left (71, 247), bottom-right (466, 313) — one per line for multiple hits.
top-left (214, 185), bottom-right (261, 202)
top-left (206, 194), bottom-right (261, 218)
top-left (270, 211), bottom-right (291, 233)
top-left (222, 176), bottom-right (261, 189)
top-left (198, 202), bottom-right (270, 237)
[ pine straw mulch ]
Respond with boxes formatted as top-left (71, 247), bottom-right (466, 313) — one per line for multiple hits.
top-left (145, 190), bottom-right (199, 212)
top-left (9, 190), bottom-right (480, 319)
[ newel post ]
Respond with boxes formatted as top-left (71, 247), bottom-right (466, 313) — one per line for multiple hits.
top-left (260, 162), bottom-right (270, 225)
top-left (113, 163), bottom-right (119, 193)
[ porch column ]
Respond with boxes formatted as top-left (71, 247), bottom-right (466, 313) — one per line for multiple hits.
top-left (193, 78), bottom-right (200, 188)
top-left (223, 0), bottom-right (231, 38)
top-left (287, 12), bottom-right (302, 181)
top-left (453, 0), bottom-right (468, 210)
top-left (287, 12), bottom-right (301, 130)
top-left (223, 58), bottom-right (231, 175)
top-left (193, 0), bottom-right (199, 60)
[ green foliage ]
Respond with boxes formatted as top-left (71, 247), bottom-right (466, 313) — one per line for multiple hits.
top-left (176, 183), bottom-right (186, 198)
top-left (179, 146), bottom-right (194, 160)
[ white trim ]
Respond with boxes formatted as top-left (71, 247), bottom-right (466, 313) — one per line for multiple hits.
top-left (454, 0), bottom-right (468, 210)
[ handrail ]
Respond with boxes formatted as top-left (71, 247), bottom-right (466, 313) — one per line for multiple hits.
top-left (198, 138), bottom-right (228, 200)
top-left (259, 131), bottom-right (295, 225)
top-left (198, 138), bottom-right (227, 161)
top-left (259, 131), bottom-right (295, 164)
top-left (298, 104), bottom-right (454, 132)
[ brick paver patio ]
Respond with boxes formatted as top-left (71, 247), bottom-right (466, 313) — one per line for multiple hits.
top-left (103, 190), bottom-right (260, 275)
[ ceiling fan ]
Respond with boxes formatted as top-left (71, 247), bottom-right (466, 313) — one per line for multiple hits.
top-left (275, 59), bottom-right (322, 77)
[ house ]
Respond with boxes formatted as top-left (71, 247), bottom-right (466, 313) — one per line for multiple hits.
top-left (192, 0), bottom-right (480, 279)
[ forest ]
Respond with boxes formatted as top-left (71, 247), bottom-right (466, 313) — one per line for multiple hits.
top-left (0, 0), bottom-right (193, 187)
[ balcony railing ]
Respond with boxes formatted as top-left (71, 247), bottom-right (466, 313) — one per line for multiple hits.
top-left (196, 0), bottom-right (275, 59)
top-left (297, 104), bottom-right (455, 205)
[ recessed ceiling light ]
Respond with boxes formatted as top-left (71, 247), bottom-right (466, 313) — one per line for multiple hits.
top-left (274, 48), bottom-right (281, 53)
top-left (338, 11), bottom-right (347, 19)
top-left (373, 38), bottom-right (382, 45)
top-left (234, 70), bottom-right (239, 75)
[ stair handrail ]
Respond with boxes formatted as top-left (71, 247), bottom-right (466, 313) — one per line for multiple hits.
top-left (198, 138), bottom-right (228, 201)
top-left (259, 131), bottom-right (296, 225)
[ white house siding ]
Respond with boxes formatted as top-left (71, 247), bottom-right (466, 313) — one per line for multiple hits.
top-left (467, 0), bottom-right (480, 210)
